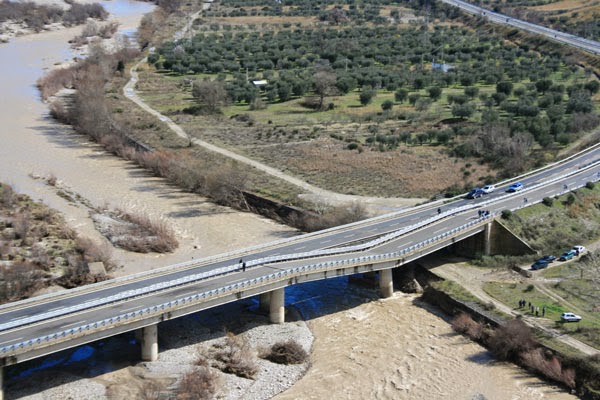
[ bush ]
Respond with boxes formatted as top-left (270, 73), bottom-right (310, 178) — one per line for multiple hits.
top-left (214, 333), bottom-right (258, 379)
top-left (451, 313), bottom-right (486, 341)
top-left (501, 209), bottom-right (513, 220)
top-left (177, 366), bottom-right (218, 400)
top-left (586, 181), bottom-right (595, 190)
top-left (487, 319), bottom-right (537, 361)
top-left (542, 197), bottom-right (553, 207)
top-left (520, 348), bottom-right (575, 388)
top-left (265, 340), bottom-right (308, 365)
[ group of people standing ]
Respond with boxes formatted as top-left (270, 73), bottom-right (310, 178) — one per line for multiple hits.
top-left (518, 299), bottom-right (546, 317)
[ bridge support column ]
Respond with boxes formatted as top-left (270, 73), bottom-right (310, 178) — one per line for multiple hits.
top-left (259, 292), bottom-right (271, 313)
top-left (484, 222), bottom-right (492, 256)
top-left (141, 324), bottom-right (158, 361)
top-left (269, 288), bottom-right (285, 324)
top-left (379, 268), bottom-right (394, 298)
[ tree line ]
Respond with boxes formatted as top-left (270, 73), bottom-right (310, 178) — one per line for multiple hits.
top-left (0, 1), bottom-right (108, 32)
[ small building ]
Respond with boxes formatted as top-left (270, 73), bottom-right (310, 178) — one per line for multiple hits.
top-left (432, 62), bottom-right (453, 73)
top-left (252, 79), bottom-right (268, 87)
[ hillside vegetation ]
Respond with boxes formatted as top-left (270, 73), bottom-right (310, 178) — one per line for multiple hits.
top-left (135, 0), bottom-right (600, 199)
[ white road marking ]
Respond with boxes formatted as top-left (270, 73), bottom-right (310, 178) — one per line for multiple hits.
top-left (343, 234), bottom-right (355, 238)
top-left (321, 239), bottom-right (332, 244)
top-left (60, 321), bottom-right (86, 329)
top-left (294, 246), bottom-right (306, 251)
top-left (398, 241), bottom-right (413, 247)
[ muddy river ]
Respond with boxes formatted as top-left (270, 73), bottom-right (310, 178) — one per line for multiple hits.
top-left (0, 3), bottom-right (578, 399)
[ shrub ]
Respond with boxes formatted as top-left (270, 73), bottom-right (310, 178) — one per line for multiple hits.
top-left (520, 348), bottom-right (575, 388)
top-left (265, 340), bottom-right (308, 365)
top-left (214, 333), bottom-right (258, 379)
top-left (451, 313), bottom-right (486, 341)
top-left (487, 319), bottom-right (537, 361)
top-left (586, 181), bottom-right (595, 190)
top-left (501, 209), bottom-right (513, 220)
top-left (177, 366), bottom-right (218, 400)
top-left (542, 197), bottom-right (553, 207)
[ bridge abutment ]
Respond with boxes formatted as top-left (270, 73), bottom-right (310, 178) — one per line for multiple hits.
top-left (269, 288), bottom-right (285, 324)
top-left (379, 264), bottom-right (394, 298)
top-left (453, 219), bottom-right (535, 257)
top-left (141, 324), bottom-right (158, 361)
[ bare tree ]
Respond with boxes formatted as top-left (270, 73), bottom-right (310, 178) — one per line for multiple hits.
top-left (192, 79), bottom-right (230, 113)
top-left (313, 68), bottom-right (337, 110)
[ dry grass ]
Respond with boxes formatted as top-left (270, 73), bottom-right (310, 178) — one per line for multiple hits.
top-left (93, 207), bottom-right (179, 254)
top-left (249, 138), bottom-right (491, 197)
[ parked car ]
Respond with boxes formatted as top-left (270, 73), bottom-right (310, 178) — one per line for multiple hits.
top-left (536, 255), bottom-right (556, 263)
top-left (559, 250), bottom-right (577, 261)
top-left (466, 188), bottom-right (485, 199)
top-left (573, 245), bottom-right (586, 255)
top-left (560, 312), bottom-right (582, 322)
top-left (531, 260), bottom-right (549, 270)
top-left (481, 185), bottom-right (496, 194)
top-left (507, 182), bottom-right (524, 192)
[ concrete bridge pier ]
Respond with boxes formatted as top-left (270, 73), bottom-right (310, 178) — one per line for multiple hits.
top-left (259, 292), bottom-right (271, 313)
top-left (141, 324), bottom-right (158, 361)
top-left (269, 288), bottom-right (285, 324)
top-left (484, 222), bottom-right (492, 256)
top-left (379, 266), bottom-right (394, 298)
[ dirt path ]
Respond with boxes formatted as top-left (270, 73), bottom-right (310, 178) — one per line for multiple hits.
top-left (124, 66), bottom-right (424, 215)
top-left (122, 1), bottom-right (427, 215)
top-left (429, 261), bottom-right (600, 356)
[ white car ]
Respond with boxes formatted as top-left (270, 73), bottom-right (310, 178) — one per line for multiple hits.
top-left (573, 245), bottom-right (586, 255)
top-left (481, 185), bottom-right (496, 194)
top-left (561, 312), bottom-right (582, 322)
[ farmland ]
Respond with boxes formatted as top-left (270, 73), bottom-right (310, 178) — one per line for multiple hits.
top-left (132, 0), bottom-right (600, 199)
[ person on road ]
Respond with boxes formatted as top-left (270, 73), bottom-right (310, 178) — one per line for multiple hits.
top-left (437, 207), bottom-right (441, 215)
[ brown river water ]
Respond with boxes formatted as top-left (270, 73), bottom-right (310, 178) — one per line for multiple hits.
top-left (0, 4), bottom-right (578, 398)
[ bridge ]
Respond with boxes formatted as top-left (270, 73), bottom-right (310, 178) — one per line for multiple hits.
top-left (0, 140), bottom-right (599, 397)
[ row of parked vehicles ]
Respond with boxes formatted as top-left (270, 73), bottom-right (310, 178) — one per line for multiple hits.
top-left (466, 182), bottom-right (523, 199)
top-left (531, 247), bottom-right (586, 323)
top-left (531, 245), bottom-right (586, 270)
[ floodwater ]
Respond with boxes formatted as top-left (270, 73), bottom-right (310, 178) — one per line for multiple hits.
top-left (279, 278), bottom-right (576, 400)
top-left (0, 3), bottom-right (579, 399)
top-left (0, 0), bottom-right (298, 274)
